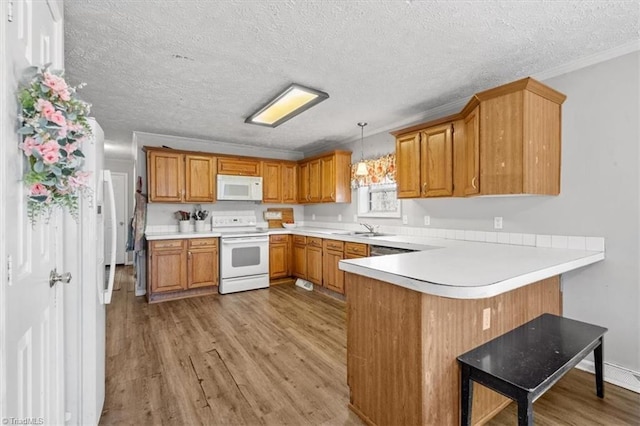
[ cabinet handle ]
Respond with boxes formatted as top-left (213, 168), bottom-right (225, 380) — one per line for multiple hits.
top-left (331, 191), bottom-right (334, 200)
top-left (188, 251), bottom-right (192, 259)
top-left (422, 182), bottom-right (427, 195)
top-left (471, 176), bottom-right (477, 189)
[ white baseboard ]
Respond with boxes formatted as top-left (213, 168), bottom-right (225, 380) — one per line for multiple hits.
top-left (576, 360), bottom-right (640, 394)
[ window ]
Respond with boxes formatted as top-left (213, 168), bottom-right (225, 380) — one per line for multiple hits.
top-left (357, 183), bottom-right (401, 218)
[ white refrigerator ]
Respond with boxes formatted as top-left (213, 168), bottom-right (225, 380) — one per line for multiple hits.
top-left (64, 118), bottom-right (116, 425)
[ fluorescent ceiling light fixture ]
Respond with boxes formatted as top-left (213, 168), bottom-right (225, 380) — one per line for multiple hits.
top-left (245, 84), bottom-right (329, 127)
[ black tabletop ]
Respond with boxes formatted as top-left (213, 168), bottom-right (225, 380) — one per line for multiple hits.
top-left (457, 313), bottom-right (607, 392)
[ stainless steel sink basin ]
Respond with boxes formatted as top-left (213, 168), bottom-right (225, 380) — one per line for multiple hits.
top-left (348, 231), bottom-right (391, 237)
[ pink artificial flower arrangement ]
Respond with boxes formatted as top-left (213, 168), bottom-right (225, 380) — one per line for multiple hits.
top-left (17, 65), bottom-right (92, 224)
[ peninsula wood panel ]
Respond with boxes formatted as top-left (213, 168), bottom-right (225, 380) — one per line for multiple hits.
top-left (184, 155), bottom-right (216, 202)
top-left (345, 274), bottom-right (561, 426)
top-left (523, 91), bottom-right (561, 195)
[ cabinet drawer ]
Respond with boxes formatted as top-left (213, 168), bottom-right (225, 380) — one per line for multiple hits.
top-left (307, 237), bottom-right (323, 248)
top-left (323, 239), bottom-right (344, 252)
top-left (150, 239), bottom-right (185, 251)
top-left (270, 234), bottom-right (289, 244)
top-left (188, 238), bottom-right (218, 248)
top-left (217, 158), bottom-right (261, 176)
top-left (345, 242), bottom-right (368, 256)
top-left (292, 235), bottom-right (307, 245)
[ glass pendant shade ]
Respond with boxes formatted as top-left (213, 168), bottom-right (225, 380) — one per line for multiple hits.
top-left (355, 161), bottom-right (368, 176)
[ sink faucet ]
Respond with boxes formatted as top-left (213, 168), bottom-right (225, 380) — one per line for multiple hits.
top-left (360, 223), bottom-right (379, 233)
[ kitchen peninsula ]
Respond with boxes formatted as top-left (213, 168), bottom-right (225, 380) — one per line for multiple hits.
top-left (339, 242), bottom-right (604, 426)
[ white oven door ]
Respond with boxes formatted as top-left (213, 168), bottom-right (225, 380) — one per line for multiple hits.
top-left (220, 236), bottom-right (269, 279)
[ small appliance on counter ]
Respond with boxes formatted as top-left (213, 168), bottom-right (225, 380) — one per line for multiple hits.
top-left (212, 211), bottom-right (270, 294)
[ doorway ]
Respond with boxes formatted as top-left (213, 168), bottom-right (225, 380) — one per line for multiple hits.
top-left (104, 172), bottom-right (128, 265)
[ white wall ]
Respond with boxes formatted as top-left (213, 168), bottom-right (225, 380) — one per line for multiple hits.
top-left (305, 51), bottom-right (640, 373)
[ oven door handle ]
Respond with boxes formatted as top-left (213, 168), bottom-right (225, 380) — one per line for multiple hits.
top-left (222, 237), bottom-right (269, 244)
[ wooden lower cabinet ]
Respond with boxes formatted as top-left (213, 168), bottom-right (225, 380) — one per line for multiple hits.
top-left (187, 238), bottom-right (218, 288)
top-left (269, 234), bottom-right (290, 280)
top-left (306, 237), bottom-right (323, 285)
top-left (292, 236), bottom-right (307, 279)
top-left (323, 240), bottom-right (345, 294)
top-left (147, 238), bottom-right (219, 303)
top-left (149, 240), bottom-right (187, 293)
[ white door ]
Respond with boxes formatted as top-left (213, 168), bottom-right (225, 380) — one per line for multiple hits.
top-left (104, 172), bottom-right (127, 265)
top-left (1, 0), bottom-right (66, 423)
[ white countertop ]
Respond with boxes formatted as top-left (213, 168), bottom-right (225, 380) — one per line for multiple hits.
top-left (145, 226), bottom-right (604, 299)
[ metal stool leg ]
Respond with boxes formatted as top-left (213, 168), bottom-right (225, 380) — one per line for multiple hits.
top-left (594, 337), bottom-right (605, 398)
top-left (460, 364), bottom-right (473, 426)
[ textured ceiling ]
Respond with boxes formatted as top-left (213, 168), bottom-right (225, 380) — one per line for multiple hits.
top-left (64, 0), bottom-right (640, 153)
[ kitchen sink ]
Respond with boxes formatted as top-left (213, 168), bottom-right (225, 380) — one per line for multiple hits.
top-left (348, 231), bottom-right (392, 237)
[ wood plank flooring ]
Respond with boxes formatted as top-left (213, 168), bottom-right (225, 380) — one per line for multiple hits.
top-left (102, 266), bottom-right (640, 425)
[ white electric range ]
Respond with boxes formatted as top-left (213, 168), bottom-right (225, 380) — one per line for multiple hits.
top-left (212, 212), bottom-right (270, 294)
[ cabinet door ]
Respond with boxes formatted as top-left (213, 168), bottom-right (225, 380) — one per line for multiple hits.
top-left (150, 246), bottom-right (187, 293)
top-left (395, 132), bottom-right (421, 198)
top-left (297, 162), bottom-right (310, 203)
top-left (320, 156), bottom-right (336, 202)
top-left (306, 246), bottom-right (323, 285)
top-left (420, 123), bottom-right (453, 197)
top-left (308, 159), bottom-right (322, 203)
top-left (323, 249), bottom-right (344, 294)
top-left (148, 151), bottom-right (184, 202)
top-left (218, 157), bottom-right (261, 176)
top-left (185, 155), bottom-right (216, 202)
top-left (463, 106), bottom-right (480, 195)
top-left (269, 242), bottom-right (288, 279)
top-left (262, 161), bottom-right (282, 203)
top-left (188, 247), bottom-right (218, 288)
top-left (281, 163), bottom-right (297, 204)
top-left (292, 243), bottom-right (307, 279)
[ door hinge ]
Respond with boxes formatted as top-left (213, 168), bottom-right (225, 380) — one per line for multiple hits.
top-left (7, 1), bottom-right (14, 22)
top-left (6, 255), bottom-right (12, 285)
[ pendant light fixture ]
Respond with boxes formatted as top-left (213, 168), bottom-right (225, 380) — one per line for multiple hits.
top-left (355, 122), bottom-right (368, 176)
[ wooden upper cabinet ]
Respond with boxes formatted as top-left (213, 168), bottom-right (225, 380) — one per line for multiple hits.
top-left (420, 123), bottom-right (453, 197)
top-left (147, 150), bottom-right (184, 202)
top-left (462, 106), bottom-right (480, 196)
top-left (297, 162), bottom-right (310, 203)
top-left (281, 163), bottom-right (297, 204)
top-left (308, 159), bottom-right (322, 203)
top-left (393, 77), bottom-right (565, 198)
top-left (395, 132), bottom-right (421, 198)
top-left (262, 161), bottom-right (282, 203)
top-left (262, 161), bottom-right (297, 204)
top-left (320, 156), bottom-right (335, 202)
top-left (146, 148), bottom-right (215, 203)
top-left (217, 157), bottom-right (261, 176)
top-left (185, 155), bottom-right (216, 203)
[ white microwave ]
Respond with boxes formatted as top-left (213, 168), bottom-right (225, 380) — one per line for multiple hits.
top-left (217, 175), bottom-right (263, 201)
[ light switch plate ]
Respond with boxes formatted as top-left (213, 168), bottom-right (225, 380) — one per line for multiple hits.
top-left (338, 214), bottom-right (342, 222)
top-left (424, 215), bottom-right (430, 226)
top-left (402, 215), bottom-right (408, 225)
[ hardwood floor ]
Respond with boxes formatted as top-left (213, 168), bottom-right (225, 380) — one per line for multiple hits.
top-left (102, 266), bottom-right (640, 425)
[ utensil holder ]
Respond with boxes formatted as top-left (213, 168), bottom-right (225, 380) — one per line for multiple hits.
top-left (179, 220), bottom-right (190, 233)
top-left (194, 220), bottom-right (205, 232)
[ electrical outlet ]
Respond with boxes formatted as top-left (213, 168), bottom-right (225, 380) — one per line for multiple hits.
top-left (402, 215), bottom-right (408, 225)
top-left (424, 215), bottom-right (430, 226)
top-left (353, 214), bottom-right (358, 222)
top-left (482, 308), bottom-right (491, 330)
top-left (338, 214), bottom-right (342, 222)
top-left (494, 217), bottom-right (503, 229)
top-left (312, 214), bottom-right (316, 221)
